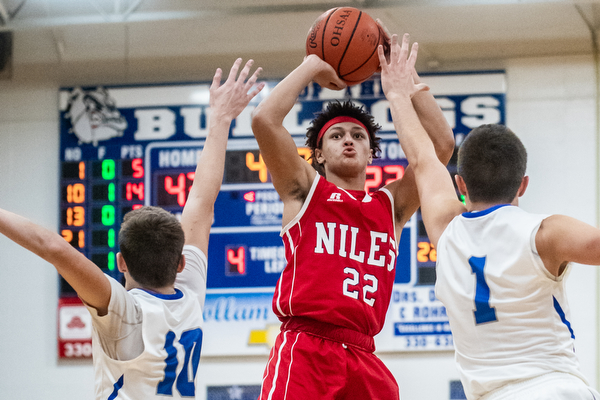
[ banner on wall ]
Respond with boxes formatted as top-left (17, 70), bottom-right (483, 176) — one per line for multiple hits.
top-left (57, 71), bottom-right (505, 358)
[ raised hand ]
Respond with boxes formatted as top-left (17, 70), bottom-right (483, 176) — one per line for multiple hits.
top-left (378, 33), bottom-right (429, 100)
top-left (209, 58), bottom-right (265, 119)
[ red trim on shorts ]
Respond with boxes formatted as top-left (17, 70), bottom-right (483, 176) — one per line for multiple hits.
top-left (281, 317), bottom-right (375, 353)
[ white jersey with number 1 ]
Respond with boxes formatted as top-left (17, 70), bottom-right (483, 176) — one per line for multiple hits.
top-left (435, 205), bottom-right (587, 400)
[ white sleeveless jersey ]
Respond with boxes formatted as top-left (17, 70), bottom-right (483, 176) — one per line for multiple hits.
top-left (91, 245), bottom-right (206, 400)
top-left (435, 205), bottom-right (586, 400)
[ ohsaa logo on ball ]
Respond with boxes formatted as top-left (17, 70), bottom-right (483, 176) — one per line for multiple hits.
top-left (329, 8), bottom-right (353, 47)
top-left (306, 7), bottom-right (383, 85)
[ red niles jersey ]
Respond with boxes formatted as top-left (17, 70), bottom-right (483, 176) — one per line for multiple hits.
top-left (274, 175), bottom-right (398, 336)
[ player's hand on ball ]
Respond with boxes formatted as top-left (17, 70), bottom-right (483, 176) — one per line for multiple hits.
top-left (304, 54), bottom-right (347, 91)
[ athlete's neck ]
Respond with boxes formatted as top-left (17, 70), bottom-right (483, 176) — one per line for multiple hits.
top-left (125, 278), bottom-right (176, 294)
top-left (467, 201), bottom-right (517, 213)
top-left (324, 174), bottom-right (366, 191)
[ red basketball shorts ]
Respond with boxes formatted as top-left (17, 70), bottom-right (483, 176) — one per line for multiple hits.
top-left (258, 324), bottom-right (399, 400)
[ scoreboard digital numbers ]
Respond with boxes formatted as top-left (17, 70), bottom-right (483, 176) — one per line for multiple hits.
top-left (60, 157), bottom-right (145, 285)
top-left (57, 73), bottom-right (505, 358)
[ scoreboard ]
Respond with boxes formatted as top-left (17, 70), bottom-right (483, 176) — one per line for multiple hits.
top-left (57, 73), bottom-right (505, 357)
top-left (60, 158), bottom-right (144, 279)
top-left (145, 137), bottom-right (414, 292)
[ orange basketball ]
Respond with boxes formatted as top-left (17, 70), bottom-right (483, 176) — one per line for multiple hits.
top-left (306, 7), bottom-right (387, 86)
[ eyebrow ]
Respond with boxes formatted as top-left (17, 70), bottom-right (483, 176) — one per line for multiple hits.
top-left (328, 125), bottom-right (367, 133)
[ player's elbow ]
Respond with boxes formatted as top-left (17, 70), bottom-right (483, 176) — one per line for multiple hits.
top-left (436, 128), bottom-right (455, 165)
top-left (409, 151), bottom-right (429, 174)
top-left (251, 102), bottom-right (283, 137)
top-left (581, 235), bottom-right (600, 265)
top-left (251, 104), bottom-right (270, 133)
top-left (38, 232), bottom-right (72, 264)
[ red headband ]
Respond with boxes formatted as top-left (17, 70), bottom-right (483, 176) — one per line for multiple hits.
top-left (317, 116), bottom-right (368, 146)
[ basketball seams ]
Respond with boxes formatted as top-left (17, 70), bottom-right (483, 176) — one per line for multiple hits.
top-left (341, 27), bottom-right (381, 83)
top-left (306, 7), bottom-right (381, 85)
top-left (320, 8), bottom-right (339, 61)
top-left (336, 11), bottom-right (362, 76)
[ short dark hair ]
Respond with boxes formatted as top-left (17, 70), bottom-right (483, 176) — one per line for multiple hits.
top-left (118, 206), bottom-right (185, 288)
top-left (457, 124), bottom-right (527, 203)
top-left (305, 100), bottom-right (381, 175)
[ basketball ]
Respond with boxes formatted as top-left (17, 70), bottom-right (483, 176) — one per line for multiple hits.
top-left (306, 7), bottom-right (387, 86)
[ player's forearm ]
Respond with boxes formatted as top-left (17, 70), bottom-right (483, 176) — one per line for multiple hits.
top-left (252, 58), bottom-right (318, 131)
top-left (0, 208), bottom-right (63, 262)
top-left (411, 90), bottom-right (455, 165)
top-left (250, 59), bottom-right (320, 180)
top-left (0, 208), bottom-right (110, 309)
top-left (189, 116), bottom-right (230, 204)
top-left (390, 95), bottom-right (439, 170)
top-left (181, 118), bottom-right (229, 243)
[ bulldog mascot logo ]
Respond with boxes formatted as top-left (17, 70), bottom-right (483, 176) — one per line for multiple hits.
top-left (65, 87), bottom-right (127, 146)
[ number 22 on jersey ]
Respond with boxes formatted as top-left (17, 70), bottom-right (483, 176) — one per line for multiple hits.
top-left (469, 256), bottom-right (498, 325)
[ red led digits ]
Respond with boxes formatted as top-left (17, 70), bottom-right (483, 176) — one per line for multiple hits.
top-left (365, 166), bottom-right (382, 193)
top-left (131, 158), bottom-right (144, 178)
top-left (159, 172), bottom-right (195, 207)
top-left (243, 191), bottom-right (256, 202)
top-left (164, 173), bottom-right (187, 207)
top-left (226, 246), bottom-right (246, 275)
top-left (364, 165), bottom-right (406, 193)
top-left (383, 165), bottom-right (405, 184)
top-left (125, 182), bottom-right (144, 201)
top-left (121, 158), bottom-right (145, 209)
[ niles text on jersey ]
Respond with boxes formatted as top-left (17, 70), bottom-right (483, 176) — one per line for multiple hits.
top-left (314, 222), bottom-right (397, 271)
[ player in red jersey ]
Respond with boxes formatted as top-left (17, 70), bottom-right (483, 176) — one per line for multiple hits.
top-left (251, 30), bottom-right (455, 399)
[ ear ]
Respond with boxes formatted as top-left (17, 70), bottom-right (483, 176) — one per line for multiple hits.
top-left (368, 149), bottom-right (373, 165)
top-left (315, 148), bottom-right (325, 164)
top-left (116, 252), bottom-right (128, 273)
top-left (454, 174), bottom-right (467, 197)
top-left (517, 176), bottom-right (529, 197)
top-left (177, 254), bottom-right (186, 273)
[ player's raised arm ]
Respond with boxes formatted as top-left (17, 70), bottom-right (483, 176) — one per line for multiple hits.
top-left (380, 32), bottom-right (455, 232)
top-left (535, 214), bottom-right (600, 277)
top-left (181, 58), bottom-right (264, 254)
top-left (379, 34), bottom-right (464, 246)
top-left (377, 22), bottom-right (454, 164)
top-left (411, 70), bottom-right (455, 166)
top-left (251, 56), bottom-right (346, 207)
top-left (0, 208), bottom-right (112, 314)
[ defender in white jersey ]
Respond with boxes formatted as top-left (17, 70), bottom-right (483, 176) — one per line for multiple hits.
top-left (436, 205), bottom-right (587, 399)
top-left (88, 245), bottom-right (207, 399)
top-left (0, 59), bottom-right (264, 399)
top-left (380, 33), bottom-right (600, 399)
